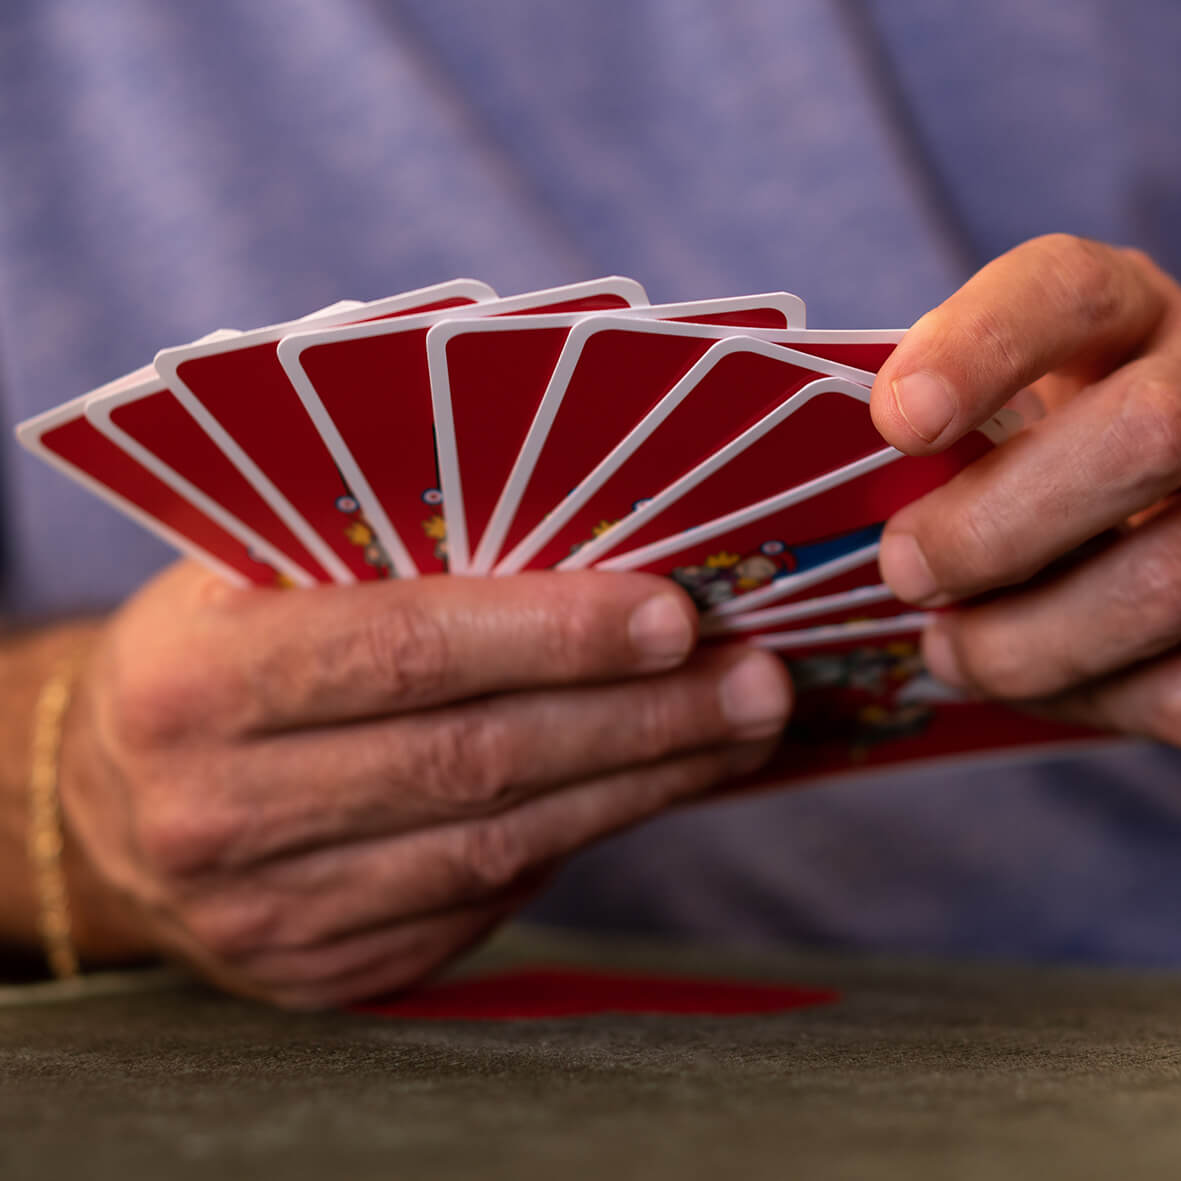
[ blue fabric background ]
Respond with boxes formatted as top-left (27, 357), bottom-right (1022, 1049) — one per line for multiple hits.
top-left (2, 0), bottom-right (1179, 962)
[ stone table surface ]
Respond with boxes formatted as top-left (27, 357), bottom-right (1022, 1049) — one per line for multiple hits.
top-left (2, 925), bottom-right (1180, 1180)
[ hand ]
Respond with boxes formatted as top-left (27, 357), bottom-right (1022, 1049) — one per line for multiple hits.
top-left (58, 562), bottom-right (790, 1007)
top-left (871, 233), bottom-right (1181, 740)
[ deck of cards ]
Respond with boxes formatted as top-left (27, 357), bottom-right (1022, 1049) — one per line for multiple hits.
top-left (16, 276), bottom-right (1103, 783)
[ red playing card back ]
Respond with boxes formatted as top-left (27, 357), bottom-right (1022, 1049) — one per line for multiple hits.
top-left (354, 967), bottom-right (838, 1020)
top-left (167, 293), bottom-right (480, 583)
top-left (584, 386), bottom-right (882, 567)
top-left (106, 389), bottom-right (333, 583)
top-left (496, 329), bottom-right (726, 562)
top-left (439, 324), bottom-right (576, 566)
top-left (298, 293), bottom-right (635, 576)
top-left (532, 351), bottom-right (867, 571)
top-left (38, 415), bottom-right (283, 586)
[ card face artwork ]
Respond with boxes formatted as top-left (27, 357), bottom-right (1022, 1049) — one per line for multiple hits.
top-left (16, 388), bottom-right (285, 587)
top-left (706, 531), bottom-right (883, 617)
top-left (744, 632), bottom-right (1104, 789)
top-left (596, 427), bottom-right (1000, 611)
top-left (155, 280), bottom-right (499, 584)
top-left (432, 296), bottom-right (810, 574)
top-left (280, 279), bottom-right (648, 578)
top-left (504, 340), bottom-right (879, 574)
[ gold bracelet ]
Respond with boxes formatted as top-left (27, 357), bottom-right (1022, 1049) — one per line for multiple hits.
top-left (27, 653), bottom-right (83, 980)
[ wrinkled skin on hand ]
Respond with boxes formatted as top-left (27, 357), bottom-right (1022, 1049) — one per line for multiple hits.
top-left (874, 234), bottom-right (1181, 742)
top-left (58, 563), bottom-right (790, 1008)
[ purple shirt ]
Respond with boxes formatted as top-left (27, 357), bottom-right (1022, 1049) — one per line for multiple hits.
top-left (3, 0), bottom-right (1180, 963)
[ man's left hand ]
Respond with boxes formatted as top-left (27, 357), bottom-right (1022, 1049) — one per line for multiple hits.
top-left (872, 233), bottom-right (1181, 742)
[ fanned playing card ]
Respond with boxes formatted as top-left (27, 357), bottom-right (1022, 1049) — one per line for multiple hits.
top-left (503, 340), bottom-right (879, 573)
top-left (16, 375), bottom-right (286, 588)
top-left (153, 281), bottom-right (498, 583)
top-left (491, 324), bottom-right (849, 574)
top-left (429, 295), bottom-right (807, 573)
top-left (594, 421), bottom-right (1012, 608)
top-left (754, 328), bottom-right (903, 373)
top-left (85, 365), bottom-right (330, 586)
top-left (278, 278), bottom-right (648, 578)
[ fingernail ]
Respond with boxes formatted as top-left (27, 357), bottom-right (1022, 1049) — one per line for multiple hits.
top-left (879, 532), bottom-right (939, 604)
top-left (922, 622), bottom-right (967, 689)
top-left (629, 594), bottom-right (694, 668)
top-left (719, 652), bottom-right (791, 740)
top-left (892, 371), bottom-right (955, 442)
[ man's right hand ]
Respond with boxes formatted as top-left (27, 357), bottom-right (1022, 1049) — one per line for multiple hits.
top-left (59, 562), bottom-right (790, 1008)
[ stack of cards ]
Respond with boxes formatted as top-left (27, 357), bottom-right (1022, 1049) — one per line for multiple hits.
top-left (17, 277), bottom-right (1104, 783)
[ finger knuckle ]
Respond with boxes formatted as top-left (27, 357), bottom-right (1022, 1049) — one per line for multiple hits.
top-left (530, 583), bottom-right (607, 677)
top-left (940, 504), bottom-right (1026, 591)
top-left (360, 602), bottom-right (452, 704)
top-left (1109, 365), bottom-right (1181, 489)
top-left (106, 664), bottom-right (207, 751)
top-left (419, 708), bottom-right (520, 813)
top-left (135, 794), bottom-right (241, 880)
top-left (1120, 245), bottom-right (1156, 275)
top-left (960, 303), bottom-right (1025, 385)
top-left (1036, 233), bottom-right (1122, 329)
top-left (1123, 542), bottom-right (1181, 628)
top-left (451, 819), bottom-right (527, 898)
top-left (627, 683), bottom-right (694, 761)
top-left (1119, 245), bottom-right (1177, 297)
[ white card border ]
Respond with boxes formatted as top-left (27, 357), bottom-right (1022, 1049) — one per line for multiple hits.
top-left (496, 335), bottom-right (878, 574)
top-left (155, 280), bottom-right (499, 584)
top-left (84, 377), bottom-right (317, 587)
top-left (708, 542), bottom-right (883, 616)
top-left (15, 392), bottom-right (250, 587)
top-left (474, 319), bottom-right (744, 572)
top-left (430, 295), bottom-right (807, 574)
top-left (559, 371), bottom-right (877, 571)
top-left (276, 278), bottom-right (648, 578)
top-left (702, 583), bottom-right (899, 635)
top-left (594, 403), bottom-right (1017, 576)
top-left (478, 319), bottom-right (884, 573)
top-left (595, 445), bottom-right (903, 573)
top-left (750, 612), bottom-right (932, 651)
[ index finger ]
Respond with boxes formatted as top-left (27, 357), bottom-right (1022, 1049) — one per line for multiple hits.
top-left (145, 565), bottom-right (700, 733)
top-left (871, 234), bottom-right (1169, 454)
